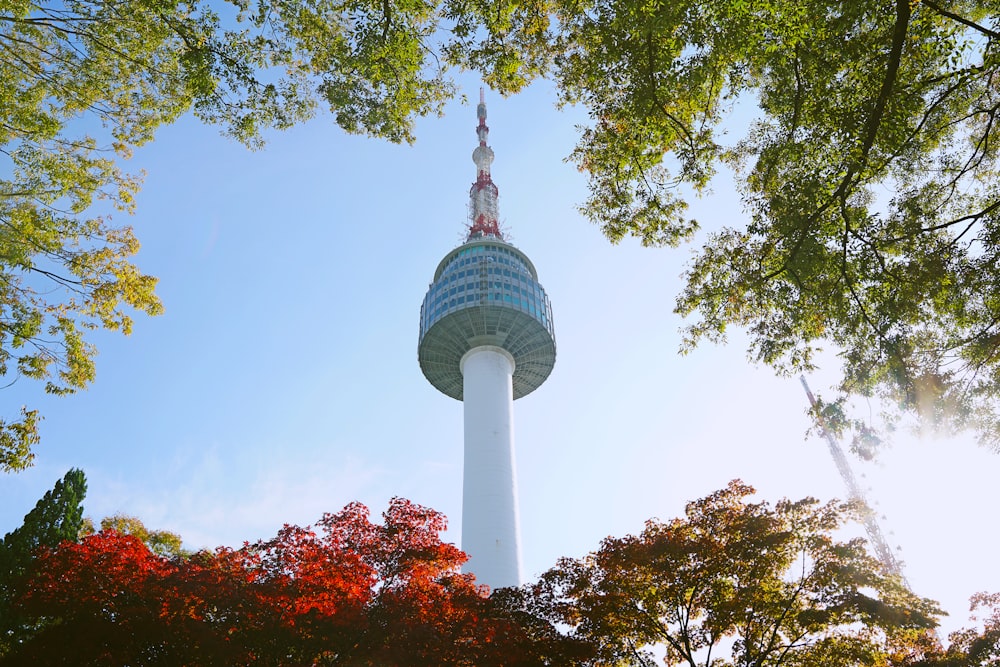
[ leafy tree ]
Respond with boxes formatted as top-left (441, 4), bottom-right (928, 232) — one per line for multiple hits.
top-left (903, 592), bottom-right (1000, 666)
top-left (12, 0), bottom-right (998, 467)
top-left (79, 513), bottom-right (185, 558)
top-left (528, 480), bottom-right (942, 667)
top-left (0, 468), bottom-right (87, 652)
top-left (461, 0), bottom-right (1000, 450)
top-left (943, 592), bottom-right (1000, 666)
top-left (0, 0), bottom-right (532, 470)
top-left (6, 497), bottom-right (579, 665)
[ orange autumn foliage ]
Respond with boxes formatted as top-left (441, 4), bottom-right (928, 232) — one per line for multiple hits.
top-left (6, 498), bottom-right (580, 666)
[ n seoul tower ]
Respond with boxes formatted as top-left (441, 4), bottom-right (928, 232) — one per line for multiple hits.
top-left (418, 91), bottom-right (556, 590)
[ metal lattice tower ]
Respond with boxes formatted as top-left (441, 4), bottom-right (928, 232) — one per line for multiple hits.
top-left (800, 376), bottom-right (906, 581)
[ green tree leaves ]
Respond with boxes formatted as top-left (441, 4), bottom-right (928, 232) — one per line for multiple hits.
top-left (0, 468), bottom-right (87, 651)
top-left (540, 1), bottom-right (1000, 448)
top-left (7, 0), bottom-right (1000, 466)
top-left (80, 513), bottom-right (186, 559)
top-left (0, 0), bottom-right (462, 470)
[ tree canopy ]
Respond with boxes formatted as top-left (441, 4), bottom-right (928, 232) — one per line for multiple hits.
top-left (0, 468), bottom-right (87, 652)
top-left (489, 0), bottom-right (1000, 450)
top-left (5, 0), bottom-right (1000, 465)
top-left (526, 480), bottom-right (942, 667)
top-left (5, 497), bottom-right (583, 665)
top-left (0, 0), bottom-right (508, 470)
top-left (7, 484), bottom-right (1000, 666)
top-left (919, 592), bottom-right (1000, 666)
top-left (79, 512), bottom-right (185, 558)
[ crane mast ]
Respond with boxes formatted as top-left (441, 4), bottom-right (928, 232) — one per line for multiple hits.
top-left (799, 376), bottom-right (905, 581)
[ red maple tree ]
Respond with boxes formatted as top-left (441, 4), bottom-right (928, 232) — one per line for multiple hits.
top-left (6, 498), bottom-right (582, 666)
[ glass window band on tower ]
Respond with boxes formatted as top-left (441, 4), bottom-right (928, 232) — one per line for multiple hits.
top-left (418, 239), bottom-right (556, 401)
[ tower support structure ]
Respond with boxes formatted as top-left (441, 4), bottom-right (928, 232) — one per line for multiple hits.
top-left (800, 376), bottom-right (906, 582)
top-left (461, 346), bottom-right (520, 586)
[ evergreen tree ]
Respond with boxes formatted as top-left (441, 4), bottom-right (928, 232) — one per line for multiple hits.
top-left (0, 468), bottom-right (87, 653)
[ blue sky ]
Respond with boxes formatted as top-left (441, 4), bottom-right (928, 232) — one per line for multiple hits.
top-left (3, 75), bottom-right (998, 635)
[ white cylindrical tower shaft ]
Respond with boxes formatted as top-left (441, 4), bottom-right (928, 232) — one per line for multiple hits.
top-left (460, 346), bottom-right (521, 589)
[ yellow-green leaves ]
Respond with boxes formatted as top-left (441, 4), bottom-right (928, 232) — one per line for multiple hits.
top-left (81, 513), bottom-right (186, 558)
top-left (10, 0), bottom-right (999, 470)
top-left (0, 409), bottom-right (39, 472)
top-left (533, 481), bottom-right (943, 667)
top-left (443, 0), bottom-right (555, 94)
top-left (521, 0), bottom-right (1000, 449)
top-left (0, 0), bottom-right (468, 470)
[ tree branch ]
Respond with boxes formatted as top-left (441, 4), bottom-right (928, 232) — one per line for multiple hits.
top-left (920, 0), bottom-right (1000, 39)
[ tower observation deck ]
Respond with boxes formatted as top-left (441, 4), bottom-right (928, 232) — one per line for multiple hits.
top-left (417, 91), bottom-right (556, 589)
top-left (418, 241), bottom-right (556, 399)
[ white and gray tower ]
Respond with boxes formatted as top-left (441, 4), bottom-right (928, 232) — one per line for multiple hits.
top-left (418, 92), bottom-right (556, 590)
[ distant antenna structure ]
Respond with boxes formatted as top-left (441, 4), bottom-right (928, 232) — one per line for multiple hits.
top-left (800, 376), bottom-right (907, 583)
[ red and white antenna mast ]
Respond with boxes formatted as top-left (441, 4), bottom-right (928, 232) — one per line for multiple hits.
top-left (468, 88), bottom-right (502, 240)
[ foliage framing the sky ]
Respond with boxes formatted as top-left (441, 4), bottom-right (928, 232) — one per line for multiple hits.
top-left (0, 0), bottom-right (498, 470)
top-left (7, 480), bottom-right (1000, 665)
top-left (5, 0), bottom-right (1000, 468)
top-left (526, 0), bottom-right (1000, 450)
